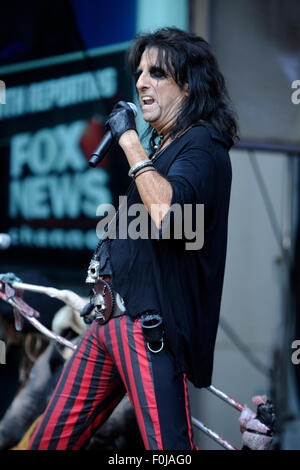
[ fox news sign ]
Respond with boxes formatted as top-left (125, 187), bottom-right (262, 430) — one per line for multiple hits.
top-left (0, 46), bottom-right (133, 266)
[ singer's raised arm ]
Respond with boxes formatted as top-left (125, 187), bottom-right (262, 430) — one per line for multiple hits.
top-left (118, 129), bottom-right (172, 230)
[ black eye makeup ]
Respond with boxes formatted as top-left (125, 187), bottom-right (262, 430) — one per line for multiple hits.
top-left (149, 66), bottom-right (167, 80)
top-left (134, 65), bottom-right (168, 83)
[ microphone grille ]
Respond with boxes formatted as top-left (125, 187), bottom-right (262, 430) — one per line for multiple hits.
top-left (0, 234), bottom-right (11, 250)
top-left (127, 102), bottom-right (138, 117)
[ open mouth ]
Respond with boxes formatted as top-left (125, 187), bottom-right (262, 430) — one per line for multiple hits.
top-left (141, 96), bottom-right (155, 106)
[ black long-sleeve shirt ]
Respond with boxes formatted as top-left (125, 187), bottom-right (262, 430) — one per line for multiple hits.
top-left (103, 122), bottom-right (233, 388)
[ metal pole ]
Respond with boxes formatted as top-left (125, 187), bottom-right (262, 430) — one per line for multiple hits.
top-left (11, 281), bottom-right (87, 313)
top-left (6, 297), bottom-right (77, 351)
top-left (207, 385), bottom-right (244, 412)
top-left (192, 417), bottom-right (238, 450)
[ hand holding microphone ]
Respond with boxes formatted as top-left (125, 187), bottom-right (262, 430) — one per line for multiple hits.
top-left (89, 101), bottom-right (137, 168)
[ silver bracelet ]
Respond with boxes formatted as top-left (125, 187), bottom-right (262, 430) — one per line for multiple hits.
top-left (134, 167), bottom-right (156, 180)
top-left (128, 160), bottom-right (154, 178)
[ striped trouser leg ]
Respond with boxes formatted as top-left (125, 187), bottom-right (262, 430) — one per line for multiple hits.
top-left (104, 315), bottom-right (195, 450)
top-left (28, 314), bottom-right (195, 450)
top-left (28, 321), bottom-right (126, 450)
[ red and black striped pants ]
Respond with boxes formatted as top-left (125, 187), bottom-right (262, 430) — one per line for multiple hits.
top-left (28, 315), bottom-right (195, 450)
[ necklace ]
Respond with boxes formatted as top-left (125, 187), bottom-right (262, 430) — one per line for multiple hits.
top-left (151, 133), bottom-right (175, 162)
top-left (151, 125), bottom-right (195, 163)
top-left (153, 136), bottom-right (163, 152)
top-left (153, 134), bottom-right (166, 153)
top-left (151, 141), bottom-right (171, 162)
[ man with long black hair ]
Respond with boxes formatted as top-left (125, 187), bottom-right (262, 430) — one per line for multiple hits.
top-left (29, 27), bottom-right (238, 450)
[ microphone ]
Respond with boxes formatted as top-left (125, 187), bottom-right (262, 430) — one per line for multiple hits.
top-left (0, 234), bottom-right (11, 250)
top-left (88, 102), bottom-right (137, 168)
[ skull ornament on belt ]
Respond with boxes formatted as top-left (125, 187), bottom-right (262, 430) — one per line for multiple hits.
top-left (86, 259), bottom-right (100, 284)
top-left (91, 279), bottom-right (115, 324)
top-left (93, 290), bottom-right (106, 322)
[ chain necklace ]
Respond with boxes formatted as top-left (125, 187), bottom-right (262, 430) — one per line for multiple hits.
top-left (151, 124), bottom-right (196, 163)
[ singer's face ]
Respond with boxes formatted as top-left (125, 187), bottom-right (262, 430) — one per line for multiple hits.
top-left (135, 48), bottom-right (187, 136)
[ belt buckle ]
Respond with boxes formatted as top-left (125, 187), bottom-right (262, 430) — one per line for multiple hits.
top-left (92, 278), bottom-right (115, 324)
